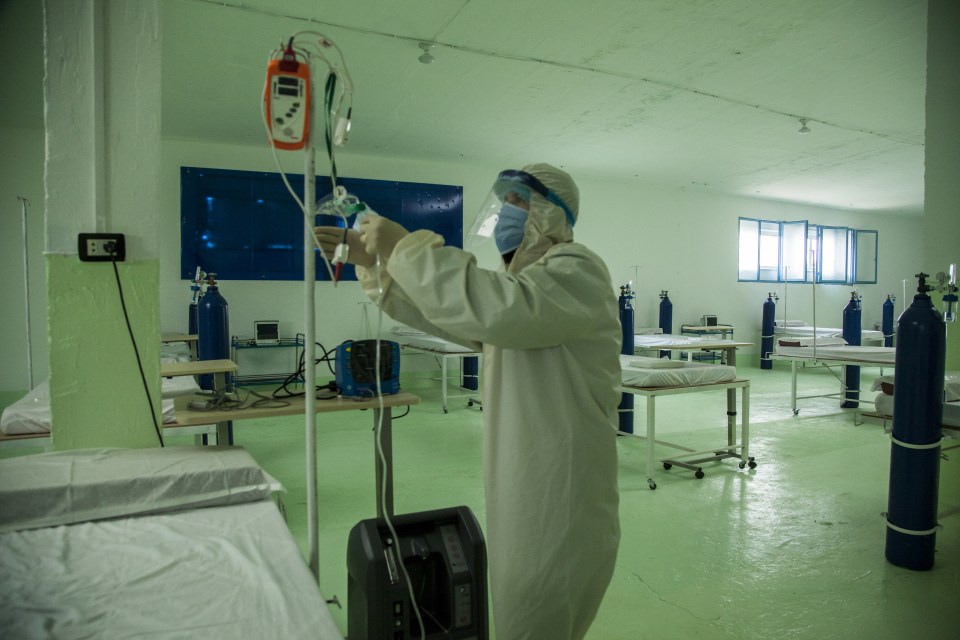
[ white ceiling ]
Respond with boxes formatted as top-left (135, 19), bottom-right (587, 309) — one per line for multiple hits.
top-left (6, 0), bottom-right (929, 214)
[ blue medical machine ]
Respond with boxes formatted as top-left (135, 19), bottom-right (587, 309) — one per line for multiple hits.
top-left (335, 339), bottom-right (401, 397)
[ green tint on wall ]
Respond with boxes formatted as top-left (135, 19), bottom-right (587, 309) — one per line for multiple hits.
top-left (47, 255), bottom-right (161, 450)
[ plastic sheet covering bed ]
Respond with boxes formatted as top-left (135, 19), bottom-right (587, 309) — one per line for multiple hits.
top-left (620, 355), bottom-right (736, 387)
top-left (871, 372), bottom-right (960, 402)
top-left (0, 377), bottom-right (192, 435)
top-left (0, 447), bottom-right (343, 640)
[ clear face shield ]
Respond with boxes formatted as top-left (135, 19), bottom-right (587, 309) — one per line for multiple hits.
top-left (465, 169), bottom-right (576, 254)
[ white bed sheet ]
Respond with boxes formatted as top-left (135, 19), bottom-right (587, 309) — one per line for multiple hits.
top-left (774, 344), bottom-right (895, 364)
top-left (621, 355), bottom-right (737, 387)
top-left (0, 447), bottom-right (342, 639)
top-left (1, 379), bottom-right (182, 435)
top-left (0, 499), bottom-right (342, 640)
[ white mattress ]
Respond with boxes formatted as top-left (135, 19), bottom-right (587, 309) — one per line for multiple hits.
top-left (775, 324), bottom-right (883, 341)
top-left (1, 380), bottom-right (181, 435)
top-left (774, 344), bottom-right (895, 364)
top-left (620, 355), bottom-right (737, 388)
top-left (871, 393), bottom-right (960, 429)
top-left (0, 447), bottom-right (342, 639)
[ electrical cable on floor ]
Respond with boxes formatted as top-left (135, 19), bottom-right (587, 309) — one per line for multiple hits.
top-left (110, 256), bottom-right (164, 447)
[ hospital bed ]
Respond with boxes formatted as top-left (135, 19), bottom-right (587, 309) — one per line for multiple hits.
top-left (620, 355), bottom-right (752, 489)
top-left (392, 327), bottom-right (481, 413)
top-left (0, 356), bottom-right (231, 446)
top-left (633, 334), bottom-right (752, 364)
top-left (768, 337), bottom-right (895, 414)
top-left (858, 373), bottom-right (960, 433)
top-left (774, 321), bottom-right (884, 344)
top-left (0, 447), bottom-right (343, 639)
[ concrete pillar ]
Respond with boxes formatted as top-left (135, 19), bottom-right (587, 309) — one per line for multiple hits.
top-left (925, 0), bottom-right (960, 369)
top-left (43, 0), bottom-right (162, 449)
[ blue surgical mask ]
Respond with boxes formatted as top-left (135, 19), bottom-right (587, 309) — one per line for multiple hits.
top-left (494, 202), bottom-right (529, 255)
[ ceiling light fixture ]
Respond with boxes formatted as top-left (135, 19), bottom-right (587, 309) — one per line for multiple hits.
top-left (798, 118), bottom-right (811, 134)
top-left (418, 42), bottom-right (435, 64)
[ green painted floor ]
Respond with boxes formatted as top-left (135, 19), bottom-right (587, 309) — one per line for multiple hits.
top-left (4, 363), bottom-right (958, 638)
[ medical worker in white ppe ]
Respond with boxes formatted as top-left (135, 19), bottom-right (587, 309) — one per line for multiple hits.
top-left (316, 163), bottom-right (621, 640)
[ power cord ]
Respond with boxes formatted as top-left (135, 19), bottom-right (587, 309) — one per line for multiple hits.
top-left (110, 252), bottom-right (164, 447)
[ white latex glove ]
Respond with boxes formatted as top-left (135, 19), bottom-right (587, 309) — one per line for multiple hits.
top-left (358, 214), bottom-right (410, 259)
top-left (313, 226), bottom-right (376, 268)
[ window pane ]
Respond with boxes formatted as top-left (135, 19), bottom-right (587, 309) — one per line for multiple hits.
top-left (781, 221), bottom-right (807, 281)
top-left (854, 230), bottom-right (878, 283)
top-left (738, 219), bottom-right (759, 280)
top-left (758, 221), bottom-right (779, 280)
top-left (820, 227), bottom-right (848, 282)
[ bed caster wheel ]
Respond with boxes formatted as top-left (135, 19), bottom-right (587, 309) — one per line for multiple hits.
top-left (663, 462), bottom-right (672, 470)
top-left (647, 479), bottom-right (657, 490)
top-left (748, 458), bottom-right (757, 469)
top-left (694, 468), bottom-right (704, 479)
top-left (468, 400), bottom-right (474, 407)
top-left (793, 409), bottom-right (800, 416)
top-left (739, 461), bottom-right (746, 469)
top-left (443, 408), bottom-right (448, 414)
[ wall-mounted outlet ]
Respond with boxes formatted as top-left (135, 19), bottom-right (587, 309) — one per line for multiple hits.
top-left (78, 233), bottom-right (126, 262)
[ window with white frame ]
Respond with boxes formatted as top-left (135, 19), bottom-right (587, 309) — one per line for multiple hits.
top-left (737, 217), bottom-right (878, 284)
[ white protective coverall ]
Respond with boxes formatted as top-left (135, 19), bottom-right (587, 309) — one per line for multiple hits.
top-left (357, 163), bottom-right (621, 640)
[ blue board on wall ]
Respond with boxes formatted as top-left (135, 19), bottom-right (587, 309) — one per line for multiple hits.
top-left (180, 167), bottom-right (463, 281)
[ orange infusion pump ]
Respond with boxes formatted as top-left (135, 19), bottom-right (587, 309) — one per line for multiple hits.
top-left (264, 50), bottom-right (310, 150)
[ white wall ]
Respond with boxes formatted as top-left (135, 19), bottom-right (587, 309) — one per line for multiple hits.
top-left (574, 176), bottom-right (923, 353)
top-left (160, 138), bottom-right (923, 376)
top-left (0, 126), bottom-right (47, 391)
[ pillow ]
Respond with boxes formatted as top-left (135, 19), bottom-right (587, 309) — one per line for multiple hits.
top-left (0, 447), bottom-right (282, 533)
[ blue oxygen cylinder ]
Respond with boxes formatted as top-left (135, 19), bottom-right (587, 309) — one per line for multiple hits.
top-left (882, 295), bottom-right (895, 347)
top-left (885, 273), bottom-right (945, 571)
top-left (841, 291), bottom-right (862, 408)
top-left (658, 290), bottom-right (673, 359)
top-left (188, 284), bottom-right (202, 336)
top-left (761, 293), bottom-right (776, 370)
top-left (618, 284), bottom-right (635, 434)
top-left (198, 275), bottom-right (231, 391)
top-left (462, 356), bottom-right (479, 391)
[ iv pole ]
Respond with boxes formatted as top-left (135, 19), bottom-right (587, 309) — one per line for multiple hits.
top-left (304, 79), bottom-right (320, 580)
top-left (18, 196), bottom-right (34, 390)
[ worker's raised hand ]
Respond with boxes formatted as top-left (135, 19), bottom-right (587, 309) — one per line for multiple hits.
top-left (313, 227), bottom-right (376, 268)
top-left (358, 214), bottom-right (409, 259)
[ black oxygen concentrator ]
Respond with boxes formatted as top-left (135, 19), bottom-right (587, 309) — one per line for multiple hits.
top-left (346, 505), bottom-right (488, 640)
